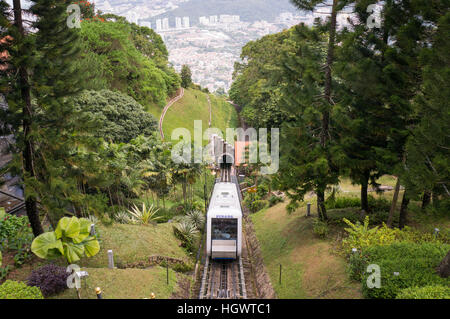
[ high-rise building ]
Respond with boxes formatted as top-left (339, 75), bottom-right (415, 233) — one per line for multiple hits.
top-left (156, 19), bottom-right (162, 31)
top-left (183, 17), bottom-right (190, 28)
top-left (162, 18), bottom-right (169, 30)
top-left (219, 15), bottom-right (234, 23)
top-left (199, 16), bottom-right (209, 25)
top-left (209, 15), bottom-right (218, 24)
top-left (175, 17), bottom-right (182, 29)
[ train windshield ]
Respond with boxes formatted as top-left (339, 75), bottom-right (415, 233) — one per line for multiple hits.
top-left (211, 218), bottom-right (237, 240)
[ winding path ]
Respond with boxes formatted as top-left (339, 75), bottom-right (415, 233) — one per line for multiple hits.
top-left (159, 87), bottom-right (185, 140)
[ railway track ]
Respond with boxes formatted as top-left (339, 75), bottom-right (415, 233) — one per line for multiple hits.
top-left (199, 257), bottom-right (247, 299)
top-left (198, 166), bottom-right (247, 299)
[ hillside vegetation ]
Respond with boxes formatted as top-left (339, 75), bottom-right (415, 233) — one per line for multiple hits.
top-left (251, 202), bottom-right (362, 299)
top-left (162, 88), bottom-right (238, 142)
top-left (79, 224), bottom-right (189, 269)
top-left (76, 17), bottom-right (180, 111)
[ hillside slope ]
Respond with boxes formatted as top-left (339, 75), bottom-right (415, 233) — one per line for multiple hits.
top-left (161, 88), bottom-right (238, 143)
top-left (251, 202), bottom-right (362, 299)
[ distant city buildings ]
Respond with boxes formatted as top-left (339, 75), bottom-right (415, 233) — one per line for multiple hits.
top-left (156, 19), bottom-right (162, 31)
top-left (176, 17), bottom-right (182, 29)
top-left (162, 18), bottom-right (169, 30)
top-left (183, 17), bottom-right (190, 28)
top-left (93, 0), bottom-right (314, 92)
top-left (155, 16), bottom-right (190, 31)
top-left (199, 15), bottom-right (240, 26)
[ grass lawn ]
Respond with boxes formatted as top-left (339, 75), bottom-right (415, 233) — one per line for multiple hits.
top-left (209, 94), bottom-right (239, 133)
top-left (162, 88), bottom-right (238, 143)
top-left (79, 223), bottom-right (190, 268)
top-left (53, 266), bottom-right (186, 299)
top-left (251, 202), bottom-right (362, 299)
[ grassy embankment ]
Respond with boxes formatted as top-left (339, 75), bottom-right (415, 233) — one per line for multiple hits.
top-left (4, 223), bottom-right (192, 299)
top-left (250, 175), bottom-right (449, 299)
top-left (59, 223), bottom-right (192, 299)
top-left (161, 88), bottom-right (238, 143)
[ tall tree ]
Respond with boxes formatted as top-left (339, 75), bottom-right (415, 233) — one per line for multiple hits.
top-left (181, 64), bottom-right (192, 88)
top-left (402, 10), bottom-right (450, 203)
top-left (285, 0), bottom-right (352, 219)
top-left (6, 0), bottom-right (43, 236)
top-left (1, 0), bottom-right (86, 230)
top-left (275, 24), bottom-right (339, 221)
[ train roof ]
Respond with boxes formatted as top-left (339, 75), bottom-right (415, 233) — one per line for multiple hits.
top-left (207, 182), bottom-right (242, 217)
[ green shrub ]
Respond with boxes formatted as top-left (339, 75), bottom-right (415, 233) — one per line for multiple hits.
top-left (328, 209), bottom-right (361, 226)
top-left (325, 195), bottom-right (390, 212)
top-left (152, 207), bottom-right (182, 223)
top-left (325, 197), bottom-right (360, 210)
top-left (0, 214), bottom-right (34, 267)
top-left (360, 243), bottom-right (450, 299)
top-left (0, 280), bottom-right (44, 299)
top-left (396, 285), bottom-right (450, 299)
top-left (0, 214), bottom-right (32, 246)
top-left (172, 262), bottom-right (194, 273)
top-left (312, 219), bottom-right (329, 238)
top-left (185, 210), bottom-right (206, 232)
top-left (347, 250), bottom-right (368, 281)
top-left (173, 220), bottom-right (199, 253)
top-left (251, 200), bottom-right (269, 213)
top-left (0, 265), bottom-right (11, 281)
top-left (269, 195), bottom-right (284, 207)
top-left (126, 203), bottom-right (162, 225)
top-left (31, 216), bottom-right (100, 264)
top-left (341, 216), bottom-right (443, 254)
top-left (256, 184), bottom-right (269, 198)
top-left (368, 196), bottom-right (390, 212)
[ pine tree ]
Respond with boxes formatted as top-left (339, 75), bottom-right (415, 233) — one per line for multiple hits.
top-left (288, 0), bottom-right (354, 219)
top-left (403, 10), bottom-right (450, 205)
top-left (274, 25), bottom-right (339, 221)
top-left (2, 0), bottom-right (44, 236)
top-left (1, 0), bottom-right (87, 230)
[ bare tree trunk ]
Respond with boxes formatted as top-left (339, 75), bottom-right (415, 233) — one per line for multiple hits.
top-left (182, 174), bottom-right (187, 205)
top-left (437, 250), bottom-right (450, 278)
top-left (421, 191), bottom-right (431, 210)
top-left (316, 189), bottom-right (328, 221)
top-left (399, 189), bottom-right (410, 229)
top-left (13, 0), bottom-right (43, 237)
top-left (315, 0), bottom-right (337, 223)
top-left (361, 171), bottom-right (370, 213)
top-left (321, 0), bottom-right (338, 147)
top-left (387, 177), bottom-right (401, 228)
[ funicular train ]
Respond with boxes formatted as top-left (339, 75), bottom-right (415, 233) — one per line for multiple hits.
top-left (206, 135), bottom-right (242, 260)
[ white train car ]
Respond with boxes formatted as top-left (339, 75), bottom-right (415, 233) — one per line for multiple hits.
top-left (206, 181), bottom-right (242, 260)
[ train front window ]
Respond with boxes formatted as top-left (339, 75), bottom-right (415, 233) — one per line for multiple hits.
top-left (211, 218), bottom-right (237, 240)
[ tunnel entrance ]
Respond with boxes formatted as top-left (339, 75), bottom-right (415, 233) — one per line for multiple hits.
top-left (219, 153), bottom-right (234, 169)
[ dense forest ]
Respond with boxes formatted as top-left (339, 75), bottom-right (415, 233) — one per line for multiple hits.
top-left (230, 0), bottom-right (450, 225)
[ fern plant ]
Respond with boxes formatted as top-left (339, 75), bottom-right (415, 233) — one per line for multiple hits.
top-left (127, 203), bottom-right (162, 225)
